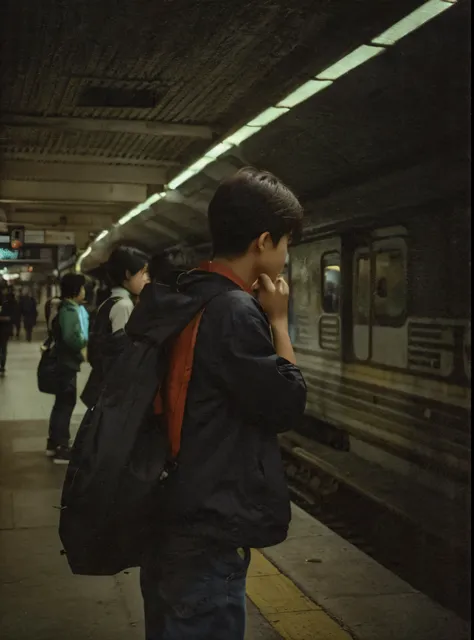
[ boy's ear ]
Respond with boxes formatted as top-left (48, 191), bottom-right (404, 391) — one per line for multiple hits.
top-left (256, 232), bottom-right (271, 252)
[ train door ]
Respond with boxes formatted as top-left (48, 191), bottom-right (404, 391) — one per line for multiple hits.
top-left (290, 237), bottom-right (342, 355)
top-left (352, 229), bottom-right (408, 368)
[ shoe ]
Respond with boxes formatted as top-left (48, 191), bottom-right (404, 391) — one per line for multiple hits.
top-left (53, 446), bottom-right (71, 465)
top-left (45, 447), bottom-right (56, 458)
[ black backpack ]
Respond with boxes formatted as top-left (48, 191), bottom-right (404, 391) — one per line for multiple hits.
top-left (86, 296), bottom-right (121, 370)
top-left (58, 285), bottom-right (228, 576)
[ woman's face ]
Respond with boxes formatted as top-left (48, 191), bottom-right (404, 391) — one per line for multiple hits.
top-left (125, 266), bottom-right (150, 296)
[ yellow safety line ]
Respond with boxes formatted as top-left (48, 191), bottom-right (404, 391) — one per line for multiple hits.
top-left (246, 549), bottom-right (353, 640)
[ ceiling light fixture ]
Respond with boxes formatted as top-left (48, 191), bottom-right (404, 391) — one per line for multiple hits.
top-left (77, 0), bottom-right (458, 269)
top-left (317, 45), bottom-right (385, 81)
top-left (94, 230), bottom-right (109, 243)
top-left (372, 0), bottom-right (456, 46)
top-left (277, 79), bottom-right (333, 108)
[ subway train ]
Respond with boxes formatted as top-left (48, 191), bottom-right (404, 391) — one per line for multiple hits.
top-left (286, 204), bottom-right (471, 503)
top-left (163, 203), bottom-right (470, 506)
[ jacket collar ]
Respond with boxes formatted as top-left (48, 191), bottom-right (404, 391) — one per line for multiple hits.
top-left (198, 261), bottom-right (252, 294)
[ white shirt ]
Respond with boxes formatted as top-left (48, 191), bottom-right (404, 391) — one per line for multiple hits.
top-left (109, 287), bottom-right (134, 334)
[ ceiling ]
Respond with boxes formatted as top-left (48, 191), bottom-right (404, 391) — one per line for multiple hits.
top-left (0, 0), bottom-right (439, 258)
top-left (82, 0), bottom-right (470, 269)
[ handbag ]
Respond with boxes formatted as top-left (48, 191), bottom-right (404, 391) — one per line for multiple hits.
top-left (37, 306), bottom-right (63, 395)
top-left (37, 341), bottom-right (60, 395)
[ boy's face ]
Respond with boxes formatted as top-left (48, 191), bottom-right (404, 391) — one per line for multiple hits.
top-left (75, 286), bottom-right (86, 304)
top-left (256, 233), bottom-right (289, 282)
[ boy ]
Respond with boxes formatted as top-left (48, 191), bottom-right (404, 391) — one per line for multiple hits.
top-left (46, 274), bottom-right (87, 464)
top-left (134, 167), bottom-right (307, 640)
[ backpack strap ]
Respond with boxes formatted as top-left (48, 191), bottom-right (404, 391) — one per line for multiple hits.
top-left (154, 285), bottom-right (240, 461)
top-left (163, 310), bottom-right (204, 458)
top-left (92, 296), bottom-right (122, 334)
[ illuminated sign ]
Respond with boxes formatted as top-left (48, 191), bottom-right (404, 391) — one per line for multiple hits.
top-left (0, 247), bottom-right (19, 260)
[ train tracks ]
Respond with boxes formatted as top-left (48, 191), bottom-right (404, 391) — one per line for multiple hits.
top-left (281, 431), bottom-right (471, 621)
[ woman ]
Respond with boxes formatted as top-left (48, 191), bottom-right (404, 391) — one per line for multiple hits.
top-left (81, 246), bottom-right (149, 409)
top-left (47, 274), bottom-right (87, 464)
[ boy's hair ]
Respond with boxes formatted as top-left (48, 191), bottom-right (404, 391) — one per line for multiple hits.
top-left (61, 274), bottom-right (86, 299)
top-left (208, 167), bottom-right (304, 257)
top-left (105, 246), bottom-right (148, 287)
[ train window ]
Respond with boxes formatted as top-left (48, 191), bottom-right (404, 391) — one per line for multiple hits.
top-left (322, 253), bottom-right (341, 314)
top-left (354, 253), bottom-right (371, 324)
top-left (374, 248), bottom-right (406, 325)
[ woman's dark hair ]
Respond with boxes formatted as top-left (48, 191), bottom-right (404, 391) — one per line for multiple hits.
top-left (105, 246), bottom-right (148, 287)
top-left (60, 274), bottom-right (86, 299)
top-left (208, 167), bottom-right (304, 257)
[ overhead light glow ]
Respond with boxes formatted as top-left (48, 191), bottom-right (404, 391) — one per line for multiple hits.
top-left (94, 230), bottom-right (109, 243)
top-left (246, 106), bottom-right (289, 128)
top-left (204, 141), bottom-right (233, 159)
top-left (188, 156), bottom-right (214, 173)
top-left (277, 79), bottom-right (333, 108)
top-left (118, 192), bottom-right (166, 226)
top-left (223, 125), bottom-right (261, 146)
top-left (168, 168), bottom-right (199, 190)
top-left (372, 0), bottom-right (456, 46)
top-left (317, 45), bottom-right (385, 81)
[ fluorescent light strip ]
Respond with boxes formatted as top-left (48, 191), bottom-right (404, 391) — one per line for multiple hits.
top-left (168, 168), bottom-right (200, 190)
top-left (205, 141), bottom-right (233, 159)
top-left (94, 230), bottom-right (109, 243)
top-left (317, 44), bottom-right (385, 81)
top-left (118, 192), bottom-right (166, 226)
top-left (246, 106), bottom-right (289, 127)
top-left (372, 0), bottom-right (456, 46)
top-left (77, 0), bottom-right (458, 268)
top-left (224, 125), bottom-right (261, 146)
top-left (277, 79), bottom-right (333, 108)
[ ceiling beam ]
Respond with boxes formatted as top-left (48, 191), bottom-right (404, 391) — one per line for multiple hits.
top-left (0, 152), bottom-right (181, 168)
top-left (142, 219), bottom-right (184, 242)
top-left (1, 160), bottom-right (168, 185)
top-left (0, 179), bottom-right (147, 203)
top-left (1, 114), bottom-right (215, 140)
top-left (7, 211), bottom-right (115, 229)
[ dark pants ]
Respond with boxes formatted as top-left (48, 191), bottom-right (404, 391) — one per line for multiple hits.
top-left (0, 337), bottom-right (7, 370)
top-left (23, 321), bottom-right (35, 342)
top-left (140, 541), bottom-right (250, 640)
top-left (48, 371), bottom-right (77, 448)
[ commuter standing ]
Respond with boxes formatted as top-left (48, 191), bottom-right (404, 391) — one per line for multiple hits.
top-left (0, 291), bottom-right (16, 374)
top-left (8, 292), bottom-right (21, 339)
top-left (81, 247), bottom-right (149, 409)
top-left (20, 291), bottom-right (37, 342)
top-left (46, 274), bottom-right (87, 464)
top-left (45, 294), bottom-right (62, 332)
top-left (137, 167), bottom-right (307, 640)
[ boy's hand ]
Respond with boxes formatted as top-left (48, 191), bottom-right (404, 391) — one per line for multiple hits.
top-left (257, 274), bottom-right (289, 328)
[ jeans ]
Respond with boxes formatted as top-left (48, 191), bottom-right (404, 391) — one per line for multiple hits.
top-left (48, 370), bottom-right (77, 448)
top-left (140, 541), bottom-right (250, 640)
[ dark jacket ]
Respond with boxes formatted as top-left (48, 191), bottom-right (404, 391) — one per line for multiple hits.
top-left (20, 295), bottom-right (37, 324)
top-left (126, 266), bottom-right (307, 549)
top-left (0, 298), bottom-right (13, 340)
top-left (53, 300), bottom-right (87, 372)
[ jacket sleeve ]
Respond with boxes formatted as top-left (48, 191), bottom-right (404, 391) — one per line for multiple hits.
top-left (60, 307), bottom-right (87, 352)
top-left (215, 292), bottom-right (307, 433)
